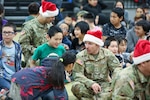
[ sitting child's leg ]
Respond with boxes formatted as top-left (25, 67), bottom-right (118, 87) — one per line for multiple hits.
top-left (0, 78), bottom-right (11, 90)
top-left (9, 82), bottom-right (21, 100)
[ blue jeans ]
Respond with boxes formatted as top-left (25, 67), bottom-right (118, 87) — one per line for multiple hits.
top-left (0, 78), bottom-right (11, 90)
top-left (42, 88), bottom-right (68, 100)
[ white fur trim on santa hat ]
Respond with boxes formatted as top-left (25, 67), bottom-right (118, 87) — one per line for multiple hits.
top-left (39, 6), bottom-right (59, 17)
top-left (83, 34), bottom-right (104, 46)
top-left (133, 53), bottom-right (150, 64)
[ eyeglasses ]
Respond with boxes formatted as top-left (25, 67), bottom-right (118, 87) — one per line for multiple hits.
top-left (2, 31), bottom-right (15, 36)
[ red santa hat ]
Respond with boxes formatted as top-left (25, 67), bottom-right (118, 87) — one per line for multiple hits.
top-left (133, 40), bottom-right (150, 64)
top-left (39, 1), bottom-right (59, 17)
top-left (83, 28), bottom-right (104, 46)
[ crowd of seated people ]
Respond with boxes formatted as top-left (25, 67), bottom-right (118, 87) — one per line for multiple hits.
top-left (0, 0), bottom-right (150, 100)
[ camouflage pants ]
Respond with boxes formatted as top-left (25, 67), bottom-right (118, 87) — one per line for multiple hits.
top-left (9, 82), bottom-right (42, 100)
top-left (71, 82), bottom-right (112, 100)
top-left (9, 82), bottom-right (22, 100)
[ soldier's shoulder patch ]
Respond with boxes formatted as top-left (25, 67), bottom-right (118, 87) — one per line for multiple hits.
top-left (76, 59), bottom-right (83, 66)
top-left (129, 80), bottom-right (134, 90)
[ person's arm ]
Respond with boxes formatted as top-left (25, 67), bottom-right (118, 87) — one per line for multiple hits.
top-left (102, 23), bottom-right (110, 41)
top-left (16, 42), bottom-right (22, 70)
top-left (73, 53), bottom-right (96, 89)
top-left (106, 49), bottom-right (122, 78)
top-left (30, 46), bottom-right (41, 67)
top-left (53, 88), bottom-right (66, 100)
top-left (112, 75), bottom-right (134, 100)
top-left (19, 25), bottom-right (36, 62)
top-left (124, 10), bottom-right (129, 22)
top-left (126, 29), bottom-right (135, 53)
top-left (107, 50), bottom-right (121, 69)
top-left (30, 60), bottom-right (36, 68)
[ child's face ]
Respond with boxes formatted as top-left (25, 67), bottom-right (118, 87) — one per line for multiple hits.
top-left (110, 12), bottom-right (122, 26)
top-left (47, 32), bottom-right (63, 48)
top-left (2, 26), bottom-right (15, 43)
top-left (136, 8), bottom-right (144, 15)
top-left (77, 16), bottom-right (84, 22)
top-left (65, 63), bottom-right (74, 73)
top-left (88, 0), bottom-right (98, 7)
top-left (108, 41), bottom-right (118, 55)
top-left (64, 16), bottom-right (72, 25)
top-left (118, 41), bottom-right (127, 53)
top-left (74, 27), bottom-right (83, 38)
top-left (115, 2), bottom-right (123, 9)
top-left (59, 23), bottom-right (69, 36)
top-left (134, 25), bottom-right (146, 38)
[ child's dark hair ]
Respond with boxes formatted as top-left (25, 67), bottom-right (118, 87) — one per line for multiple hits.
top-left (104, 36), bottom-right (118, 48)
top-left (136, 7), bottom-right (145, 14)
top-left (83, 12), bottom-right (95, 23)
top-left (3, 22), bottom-right (17, 33)
top-left (50, 51), bottom-right (76, 89)
top-left (115, 36), bottom-right (127, 45)
top-left (112, 7), bottom-right (124, 18)
top-left (74, 21), bottom-right (89, 35)
top-left (28, 2), bottom-right (40, 15)
top-left (47, 26), bottom-right (62, 38)
top-left (135, 19), bottom-right (150, 34)
top-left (64, 13), bottom-right (73, 18)
top-left (114, 0), bottom-right (125, 9)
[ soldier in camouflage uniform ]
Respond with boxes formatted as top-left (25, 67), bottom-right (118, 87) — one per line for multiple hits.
top-left (19, 1), bottom-right (59, 67)
top-left (112, 40), bottom-right (150, 100)
top-left (71, 29), bottom-right (121, 100)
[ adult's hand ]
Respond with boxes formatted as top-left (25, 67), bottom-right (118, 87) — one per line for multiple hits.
top-left (91, 83), bottom-right (101, 94)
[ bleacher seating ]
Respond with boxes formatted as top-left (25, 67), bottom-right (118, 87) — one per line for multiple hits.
top-left (61, 1), bottom-right (74, 18)
top-left (3, 0), bottom-right (126, 29)
top-left (4, 0), bottom-right (40, 28)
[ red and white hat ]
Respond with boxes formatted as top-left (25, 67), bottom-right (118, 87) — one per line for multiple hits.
top-left (39, 1), bottom-right (59, 17)
top-left (83, 28), bottom-right (104, 46)
top-left (133, 40), bottom-right (150, 64)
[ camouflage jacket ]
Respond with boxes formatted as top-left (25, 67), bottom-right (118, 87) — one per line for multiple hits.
top-left (19, 18), bottom-right (51, 63)
top-left (112, 65), bottom-right (150, 100)
top-left (73, 48), bottom-right (121, 89)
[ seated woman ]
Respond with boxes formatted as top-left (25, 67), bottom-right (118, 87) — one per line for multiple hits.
top-left (1, 51), bottom-right (76, 100)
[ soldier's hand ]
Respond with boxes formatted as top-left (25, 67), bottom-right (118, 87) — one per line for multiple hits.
top-left (91, 83), bottom-right (101, 94)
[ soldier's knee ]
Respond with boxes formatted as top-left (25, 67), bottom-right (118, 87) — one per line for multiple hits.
top-left (71, 82), bottom-right (83, 96)
top-left (71, 82), bottom-right (94, 99)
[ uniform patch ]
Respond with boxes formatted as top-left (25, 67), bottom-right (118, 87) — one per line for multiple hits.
top-left (76, 59), bottom-right (83, 65)
top-left (129, 80), bottom-right (134, 90)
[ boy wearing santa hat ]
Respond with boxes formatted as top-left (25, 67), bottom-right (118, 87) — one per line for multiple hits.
top-left (19, 0), bottom-right (59, 68)
top-left (71, 28), bottom-right (121, 99)
top-left (112, 40), bottom-right (150, 99)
